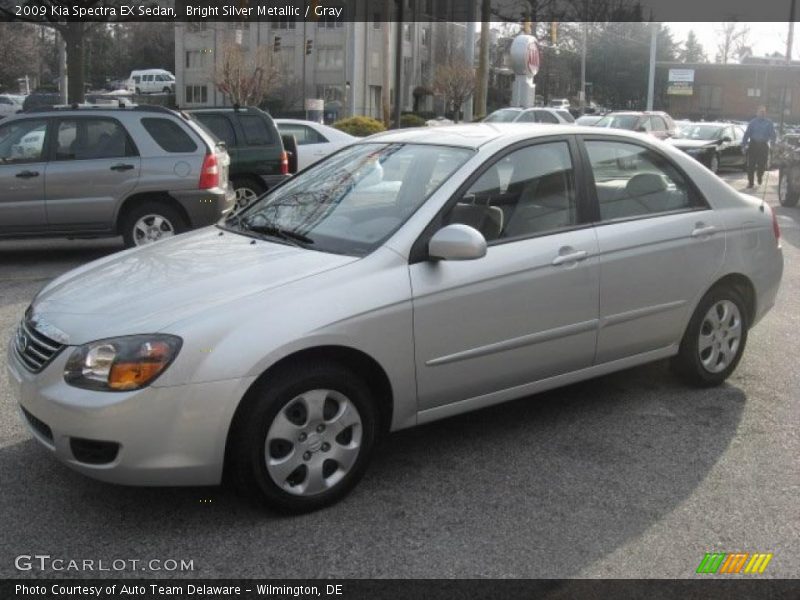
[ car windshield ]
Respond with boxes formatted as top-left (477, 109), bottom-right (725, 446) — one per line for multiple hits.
top-left (679, 125), bottom-right (724, 140)
top-left (595, 115), bottom-right (639, 129)
top-left (484, 109), bottom-right (521, 123)
top-left (222, 142), bottom-right (473, 256)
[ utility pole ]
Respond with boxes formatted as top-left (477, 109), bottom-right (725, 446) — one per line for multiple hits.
top-left (474, 0), bottom-right (490, 118)
top-left (580, 22), bottom-right (587, 113)
top-left (464, 2), bottom-right (476, 122)
top-left (646, 22), bottom-right (657, 110)
top-left (58, 36), bottom-right (68, 105)
top-left (779, 0), bottom-right (796, 135)
top-left (393, 0), bottom-right (404, 129)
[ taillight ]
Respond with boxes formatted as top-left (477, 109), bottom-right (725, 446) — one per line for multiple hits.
top-left (199, 153), bottom-right (219, 190)
top-left (772, 207), bottom-right (781, 243)
top-left (279, 151), bottom-right (289, 175)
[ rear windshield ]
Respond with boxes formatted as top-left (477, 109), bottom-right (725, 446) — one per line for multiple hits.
top-left (141, 118), bottom-right (198, 153)
top-left (484, 109), bottom-right (521, 123)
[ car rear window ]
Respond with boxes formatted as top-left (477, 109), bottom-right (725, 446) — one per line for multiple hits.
top-left (238, 114), bottom-right (273, 146)
top-left (141, 117), bottom-right (198, 153)
top-left (194, 114), bottom-right (236, 146)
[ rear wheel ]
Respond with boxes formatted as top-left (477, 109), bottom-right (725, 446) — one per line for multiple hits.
top-left (229, 361), bottom-right (377, 513)
top-left (231, 177), bottom-right (266, 210)
top-left (120, 201), bottom-right (187, 247)
top-left (779, 168), bottom-right (800, 207)
top-left (671, 286), bottom-right (748, 387)
top-left (708, 152), bottom-right (719, 174)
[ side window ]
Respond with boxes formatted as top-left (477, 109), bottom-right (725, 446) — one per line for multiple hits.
top-left (281, 124), bottom-right (326, 145)
top-left (535, 110), bottom-right (559, 124)
top-left (734, 126), bottom-right (745, 141)
top-left (586, 140), bottom-right (702, 221)
top-left (141, 118), bottom-right (198, 153)
top-left (0, 119), bottom-right (48, 163)
top-left (639, 117), bottom-right (653, 132)
top-left (444, 141), bottom-right (577, 242)
top-left (196, 114), bottom-right (237, 146)
top-left (133, 76), bottom-right (141, 84)
top-left (238, 114), bottom-right (273, 145)
top-left (651, 116), bottom-right (666, 131)
top-left (516, 111), bottom-right (537, 123)
top-left (55, 120), bottom-right (78, 160)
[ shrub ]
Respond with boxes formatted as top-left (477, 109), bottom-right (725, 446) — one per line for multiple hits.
top-left (400, 113), bottom-right (427, 128)
top-left (333, 116), bottom-right (386, 137)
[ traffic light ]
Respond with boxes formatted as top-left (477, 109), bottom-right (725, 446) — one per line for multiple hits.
top-left (305, 39), bottom-right (313, 55)
top-left (273, 36), bottom-right (281, 53)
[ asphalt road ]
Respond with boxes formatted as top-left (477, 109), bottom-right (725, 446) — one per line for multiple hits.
top-left (0, 171), bottom-right (798, 579)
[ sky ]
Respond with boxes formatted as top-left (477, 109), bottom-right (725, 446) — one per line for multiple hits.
top-left (665, 22), bottom-right (799, 61)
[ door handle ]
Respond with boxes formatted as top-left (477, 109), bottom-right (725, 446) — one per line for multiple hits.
top-left (15, 170), bottom-right (39, 179)
top-left (552, 248), bottom-right (589, 266)
top-left (691, 223), bottom-right (717, 238)
top-left (110, 163), bottom-right (135, 171)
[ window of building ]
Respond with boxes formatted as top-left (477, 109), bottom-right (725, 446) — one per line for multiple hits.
top-left (697, 85), bottom-right (723, 111)
top-left (373, 13), bottom-right (381, 28)
top-left (316, 46), bottom-right (344, 69)
top-left (421, 27), bottom-right (429, 46)
top-left (403, 24), bottom-right (411, 41)
top-left (747, 88), bottom-right (762, 97)
top-left (271, 18), bottom-right (296, 29)
top-left (185, 50), bottom-right (209, 69)
top-left (185, 84), bottom-right (208, 105)
top-left (371, 51), bottom-right (380, 69)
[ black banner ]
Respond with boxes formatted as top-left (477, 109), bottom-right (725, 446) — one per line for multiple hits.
top-left (0, 0), bottom-right (798, 23)
top-left (3, 579), bottom-right (800, 600)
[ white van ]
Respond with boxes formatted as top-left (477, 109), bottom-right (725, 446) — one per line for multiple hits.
top-left (127, 69), bottom-right (175, 94)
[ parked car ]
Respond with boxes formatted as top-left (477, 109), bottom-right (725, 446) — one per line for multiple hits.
top-left (0, 94), bottom-right (23, 119)
top-left (275, 119), bottom-right (355, 171)
top-left (548, 98), bottom-right (570, 109)
top-left (127, 69), bottom-right (175, 95)
top-left (187, 106), bottom-right (290, 208)
top-left (425, 116), bottom-right (454, 127)
top-left (594, 111), bottom-right (678, 139)
top-left (575, 114), bottom-right (603, 126)
top-left (8, 123), bottom-right (783, 513)
top-left (668, 122), bottom-right (746, 173)
top-left (22, 90), bottom-right (61, 112)
top-left (773, 132), bottom-right (800, 206)
top-left (484, 107), bottom-right (575, 124)
top-left (0, 105), bottom-right (233, 247)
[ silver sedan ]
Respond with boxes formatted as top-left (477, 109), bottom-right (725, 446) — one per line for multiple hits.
top-left (7, 124), bottom-right (783, 513)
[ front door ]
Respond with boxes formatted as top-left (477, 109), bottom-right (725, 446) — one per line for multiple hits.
top-left (410, 139), bottom-right (600, 411)
top-left (0, 118), bottom-right (49, 234)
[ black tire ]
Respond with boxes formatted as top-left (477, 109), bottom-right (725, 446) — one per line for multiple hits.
top-left (134, 87), bottom-right (141, 95)
top-left (671, 286), bottom-right (749, 387)
top-left (229, 361), bottom-right (378, 513)
top-left (120, 201), bottom-right (187, 248)
top-left (708, 152), bottom-right (720, 174)
top-left (779, 169), bottom-right (800, 207)
top-left (231, 176), bottom-right (266, 210)
top-left (162, 87), bottom-right (171, 94)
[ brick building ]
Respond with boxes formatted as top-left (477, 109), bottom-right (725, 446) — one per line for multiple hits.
top-left (655, 58), bottom-right (800, 123)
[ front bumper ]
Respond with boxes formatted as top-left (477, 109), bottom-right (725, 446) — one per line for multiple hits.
top-left (7, 338), bottom-right (253, 486)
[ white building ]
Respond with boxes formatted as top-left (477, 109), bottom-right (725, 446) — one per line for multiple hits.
top-left (175, 8), bottom-right (467, 119)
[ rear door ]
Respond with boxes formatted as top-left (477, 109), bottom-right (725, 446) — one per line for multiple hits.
top-left (0, 117), bottom-right (49, 233)
top-left (581, 137), bottom-right (725, 363)
top-left (44, 117), bottom-right (140, 231)
top-left (233, 112), bottom-right (282, 178)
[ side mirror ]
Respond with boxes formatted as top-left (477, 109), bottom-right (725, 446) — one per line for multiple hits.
top-left (721, 136), bottom-right (732, 143)
top-left (428, 224), bottom-right (487, 261)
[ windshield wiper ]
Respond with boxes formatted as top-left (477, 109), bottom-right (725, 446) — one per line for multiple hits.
top-left (244, 222), bottom-right (314, 247)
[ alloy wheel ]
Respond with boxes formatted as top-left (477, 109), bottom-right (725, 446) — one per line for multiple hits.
top-left (698, 300), bottom-right (742, 374)
top-left (265, 389), bottom-right (363, 496)
top-left (132, 214), bottom-right (175, 246)
top-left (234, 186), bottom-right (258, 210)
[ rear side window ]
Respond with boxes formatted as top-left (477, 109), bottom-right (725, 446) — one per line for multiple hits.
top-left (53, 118), bottom-right (135, 160)
top-left (195, 114), bottom-right (236, 146)
top-left (585, 140), bottom-right (704, 221)
top-left (556, 110), bottom-right (575, 123)
top-left (535, 110), bottom-right (559, 124)
top-left (141, 118), bottom-right (198, 153)
top-left (237, 114), bottom-right (273, 145)
top-left (278, 123), bottom-right (327, 145)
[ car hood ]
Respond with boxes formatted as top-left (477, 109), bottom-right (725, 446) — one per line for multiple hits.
top-left (30, 228), bottom-right (359, 344)
top-left (668, 138), bottom-right (718, 149)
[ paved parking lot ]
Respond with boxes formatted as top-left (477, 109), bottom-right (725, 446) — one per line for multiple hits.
top-left (1, 171), bottom-right (798, 579)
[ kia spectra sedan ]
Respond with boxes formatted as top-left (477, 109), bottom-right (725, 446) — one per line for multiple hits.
top-left (8, 124), bottom-right (783, 513)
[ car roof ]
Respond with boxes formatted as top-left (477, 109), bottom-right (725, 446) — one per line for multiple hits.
top-left (681, 121), bottom-right (733, 127)
top-left (364, 123), bottom-right (632, 149)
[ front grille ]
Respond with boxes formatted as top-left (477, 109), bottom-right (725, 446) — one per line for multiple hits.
top-left (13, 319), bottom-right (64, 373)
top-left (21, 406), bottom-right (53, 443)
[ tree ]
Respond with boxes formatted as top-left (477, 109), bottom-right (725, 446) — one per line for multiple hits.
top-left (715, 22), bottom-right (750, 64)
top-left (213, 41), bottom-right (282, 107)
top-left (433, 59), bottom-right (476, 122)
top-left (680, 30), bottom-right (707, 63)
top-left (0, 22), bottom-right (42, 91)
top-left (474, 0), bottom-right (491, 118)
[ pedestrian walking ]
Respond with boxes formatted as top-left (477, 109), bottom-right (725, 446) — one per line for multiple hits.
top-left (742, 105), bottom-right (776, 188)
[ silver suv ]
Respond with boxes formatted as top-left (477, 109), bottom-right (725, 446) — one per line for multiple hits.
top-left (0, 105), bottom-right (233, 247)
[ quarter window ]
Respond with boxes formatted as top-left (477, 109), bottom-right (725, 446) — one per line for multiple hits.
top-left (238, 115), bottom-right (273, 145)
top-left (445, 141), bottom-right (577, 241)
top-left (141, 118), bottom-right (198, 153)
top-left (585, 140), bottom-right (702, 221)
top-left (194, 114), bottom-right (236, 146)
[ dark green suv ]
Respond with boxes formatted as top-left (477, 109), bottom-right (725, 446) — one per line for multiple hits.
top-left (188, 107), bottom-right (290, 207)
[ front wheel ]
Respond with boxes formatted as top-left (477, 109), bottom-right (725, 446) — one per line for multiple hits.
top-left (229, 362), bottom-right (377, 513)
top-left (779, 169), bottom-right (800, 207)
top-left (671, 286), bottom-right (748, 387)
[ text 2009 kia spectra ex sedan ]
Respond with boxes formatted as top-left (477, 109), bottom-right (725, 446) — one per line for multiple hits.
top-left (8, 124), bottom-right (783, 512)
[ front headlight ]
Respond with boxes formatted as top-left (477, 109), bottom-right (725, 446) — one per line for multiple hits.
top-left (64, 335), bottom-right (182, 392)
